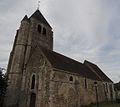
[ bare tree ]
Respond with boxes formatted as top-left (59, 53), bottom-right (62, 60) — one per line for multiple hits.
top-left (0, 67), bottom-right (7, 107)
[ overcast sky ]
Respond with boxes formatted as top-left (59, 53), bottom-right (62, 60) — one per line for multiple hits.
top-left (0, 0), bottom-right (120, 83)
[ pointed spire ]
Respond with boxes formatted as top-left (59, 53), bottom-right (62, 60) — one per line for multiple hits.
top-left (30, 10), bottom-right (52, 28)
top-left (22, 15), bottom-right (28, 21)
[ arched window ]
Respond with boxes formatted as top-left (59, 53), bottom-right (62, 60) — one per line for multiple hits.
top-left (69, 76), bottom-right (73, 81)
top-left (42, 27), bottom-right (46, 35)
top-left (37, 25), bottom-right (42, 33)
top-left (31, 75), bottom-right (35, 89)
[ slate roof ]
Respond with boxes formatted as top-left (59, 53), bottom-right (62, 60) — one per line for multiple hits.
top-left (40, 48), bottom-right (103, 81)
top-left (84, 60), bottom-right (113, 83)
top-left (29, 9), bottom-right (52, 28)
top-left (25, 10), bottom-right (113, 83)
top-left (114, 82), bottom-right (120, 91)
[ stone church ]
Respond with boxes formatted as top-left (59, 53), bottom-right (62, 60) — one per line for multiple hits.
top-left (4, 9), bottom-right (115, 107)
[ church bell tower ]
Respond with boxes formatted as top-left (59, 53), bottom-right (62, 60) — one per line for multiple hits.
top-left (28, 9), bottom-right (53, 50)
top-left (5, 9), bottom-right (53, 107)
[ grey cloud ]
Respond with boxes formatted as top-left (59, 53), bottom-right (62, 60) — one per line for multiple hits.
top-left (0, 0), bottom-right (120, 82)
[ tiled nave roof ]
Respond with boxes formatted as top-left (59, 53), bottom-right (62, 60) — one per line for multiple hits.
top-left (40, 48), bottom-right (112, 82)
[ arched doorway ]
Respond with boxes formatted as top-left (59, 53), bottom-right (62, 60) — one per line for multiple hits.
top-left (30, 93), bottom-right (36, 107)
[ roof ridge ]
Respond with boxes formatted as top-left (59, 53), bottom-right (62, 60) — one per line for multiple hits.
top-left (41, 47), bottom-right (83, 65)
top-left (84, 60), bottom-right (113, 82)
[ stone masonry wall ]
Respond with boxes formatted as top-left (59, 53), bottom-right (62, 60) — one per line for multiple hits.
top-left (18, 48), bottom-right (114, 107)
top-left (49, 69), bottom-right (112, 107)
top-left (19, 48), bottom-right (52, 107)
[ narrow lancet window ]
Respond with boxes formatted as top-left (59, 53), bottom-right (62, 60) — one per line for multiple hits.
top-left (43, 27), bottom-right (46, 35)
top-left (106, 83), bottom-right (108, 93)
top-left (69, 76), bottom-right (73, 81)
top-left (31, 75), bottom-right (35, 89)
top-left (85, 78), bottom-right (87, 89)
top-left (38, 25), bottom-right (42, 33)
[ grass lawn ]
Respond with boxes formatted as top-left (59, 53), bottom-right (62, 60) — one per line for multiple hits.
top-left (88, 101), bottom-right (120, 107)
